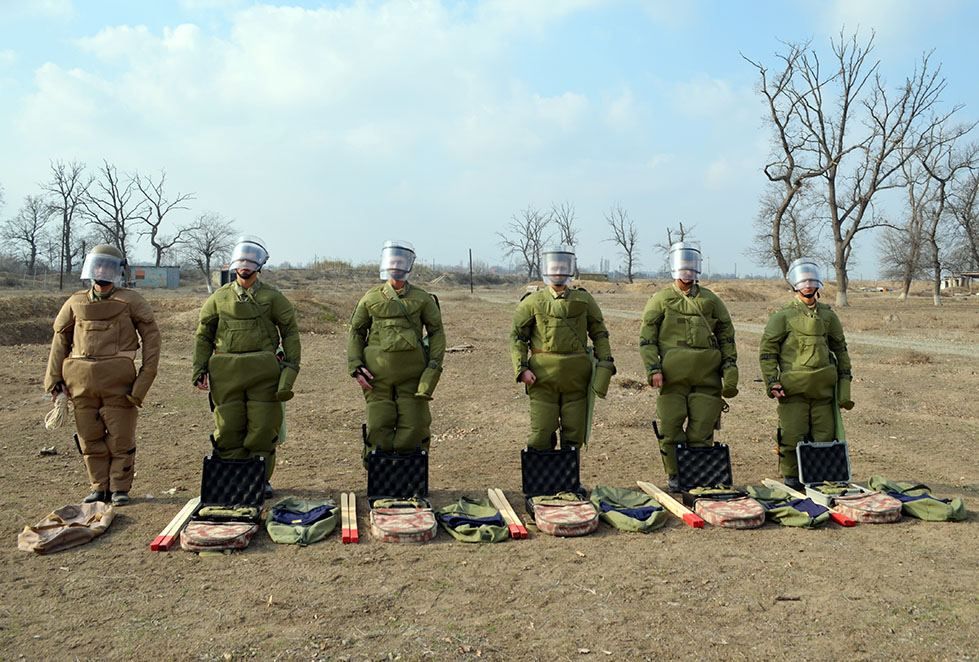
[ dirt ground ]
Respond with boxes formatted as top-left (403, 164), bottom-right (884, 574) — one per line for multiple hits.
top-left (0, 278), bottom-right (976, 661)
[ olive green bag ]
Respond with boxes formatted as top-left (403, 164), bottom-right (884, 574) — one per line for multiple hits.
top-left (436, 497), bottom-right (509, 543)
top-left (745, 485), bottom-right (831, 528)
top-left (266, 497), bottom-right (338, 545)
top-left (867, 476), bottom-right (967, 522)
top-left (589, 485), bottom-right (668, 533)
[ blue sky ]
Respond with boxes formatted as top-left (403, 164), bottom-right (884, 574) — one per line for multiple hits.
top-left (1, 0), bottom-right (977, 275)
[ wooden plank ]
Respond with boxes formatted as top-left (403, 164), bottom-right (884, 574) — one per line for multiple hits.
top-left (762, 479), bottom-right (857, 527)
top-left (345, 492), bottom-right (359, 544)
top-left (493, 488), bottom-right (528, 539)
top-left (488, 488), bottom-right (527, 539)
top-left (150, 496), bottom-right (200, 551)
top-left (636, 481), bottom-right (704, 528)
top-left (340, 492), bottom-right (350, 543)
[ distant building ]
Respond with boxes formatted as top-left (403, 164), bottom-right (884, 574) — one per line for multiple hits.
top-left (940, 272), bottom-right (978, 290)
top-left (130, 265), bottom-right (180, 289)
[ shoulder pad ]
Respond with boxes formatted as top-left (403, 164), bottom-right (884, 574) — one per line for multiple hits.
top-left (575, 286), bottom-right (588, 293)
top-left (519, 291), bottom-right (533, 302)
top-left (430, 293), bottom-right (440, 309)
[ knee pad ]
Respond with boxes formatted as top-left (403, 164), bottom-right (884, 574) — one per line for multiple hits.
top-left (243, 400), bottom-right (283, 453)
top-left (685, 392), bottom-right (723, 443)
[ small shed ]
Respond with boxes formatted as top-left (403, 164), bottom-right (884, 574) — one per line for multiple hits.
top-left (131, 265), bottom-right (180, 289)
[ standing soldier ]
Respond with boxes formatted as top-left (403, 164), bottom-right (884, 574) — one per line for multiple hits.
top-left (192, 236), bottom-right (300, 496)
top-left (45, 245), bottom-right (161, 505)
top-left (510, 246), bottom-right (615, 450)
top-left (759, 257), bottom-right (853, 490)
top-left (348, 240), bottom-right (445, 459)
top-left (640, 243), bottom-right (738, 491)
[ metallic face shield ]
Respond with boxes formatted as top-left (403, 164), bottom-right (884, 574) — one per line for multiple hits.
top-left (81, 254), bottom-right (125, 286)
top-left (787, 257), bottom-right (823, 291)
top-left (669, 243), bottom-right (702, 281)
top-left (541, 250), bottom-right (576, 286)
top-left (230, 238), bottom-right (269, 273)
top-left (380, 242), bottom-right (416, 281)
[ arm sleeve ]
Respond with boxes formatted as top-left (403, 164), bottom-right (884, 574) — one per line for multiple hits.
top-left (827, 311), bottom-right (852, 381)
top-left (44, 300), bottom-right (75, 393)
top-left (758, 310), bottom-right (787, 389)
top-left (130, 297), bottom-right (161, 402)
top-left (422, 295), bottom-right (445, 369)
top-left (509, 298), bottom-right (535, 379)
top-left (192, 295), bottom-right (219, 384)
top-left (712, 296), bottom-right (738, 370)
top-left (272, 292), bottom-right (301, 371)
top-left (346, 298), bottom-right (372, 375)
top-left (638, 296), bottom-right (665, 379)
top-left (586, 296), bottom-right (613, 362)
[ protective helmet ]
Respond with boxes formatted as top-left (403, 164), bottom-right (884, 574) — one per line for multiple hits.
top-left (379, 240), bottom-right (416, 281)
top-left (229, 235), bottom-right (269, 274)
top-left (787, 257), bottom-right (823, 291)
top-left (669, 242), bottom-right (702, 282)
top-left (80, 244), bottom-right (126, 286)
top-left (541, 246), bottom-right (576, 286)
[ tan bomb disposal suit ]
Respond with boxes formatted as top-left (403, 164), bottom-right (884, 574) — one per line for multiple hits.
top-left (45, 288), bottom-right (160, 494)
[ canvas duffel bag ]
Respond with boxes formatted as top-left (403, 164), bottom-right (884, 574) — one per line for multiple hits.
top-left (18, 502), bottom-right (115, 555)
top-left (370, 498), bottom-right (437, 543)
top-left (180, 521), bottom-right (259, 551)
top-left (590, 485), bottom-right (667, 533)
top-left (831, 492), bottom-right (902, 524)
top-left (867, 476), bottom-right (966, 522)
top-left (688, 488), bottom-right (765, 529)
top-left (437, 497), bottom-right (508, 543)
top-left (530, 493), bottom-right (599, 537)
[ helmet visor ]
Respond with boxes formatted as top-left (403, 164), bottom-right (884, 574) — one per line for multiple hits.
top-left (541, 248), bottom-right (575, 286)
top-left (669, 243), bottom-right (702, 280)
top-left (787, 258), bottom-right (823, 290)
top-left (380, 241), bottom-right (416, 281)
top-left (230, 240), bottom-right (268, 273)
top-left (81, 253), bottom-right (125, 285)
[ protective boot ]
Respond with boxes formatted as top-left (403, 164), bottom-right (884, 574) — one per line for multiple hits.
top-left (84, 490), bottom-right (109, 503)
top-left (111, 491), bottom-right (130, 505)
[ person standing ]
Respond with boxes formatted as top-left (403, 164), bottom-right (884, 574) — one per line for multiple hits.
top-left (45, 245), bottom-right (161, 505)
top-left (639, 242), bottom-right (738, 490)
top-left (510, 246), bottom-right (615, 450)
top-left (759, 257), bottom-right (853, 490)
top-left (192, 236), bottom-right (300, 496)
top-left (348, 240), bottom-right (445, 458)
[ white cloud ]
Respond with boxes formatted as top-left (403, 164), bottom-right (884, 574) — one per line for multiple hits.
top-left (818, 0), bottom-right (963, 43)
top-left (671, 75), bottom-right (739, 118)
top-left (0, 0), bottom-right (74, 20)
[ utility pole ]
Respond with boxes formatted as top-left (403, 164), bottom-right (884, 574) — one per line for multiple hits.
top-left (468, 249), bottom-right (473, 294)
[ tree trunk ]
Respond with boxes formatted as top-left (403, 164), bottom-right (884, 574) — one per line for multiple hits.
top-left (834, 249), bottom-right (849, 307)
top-left (931, 242), bottom-right (942, 306)
top-left (900, 277), bottom-right (911, 301)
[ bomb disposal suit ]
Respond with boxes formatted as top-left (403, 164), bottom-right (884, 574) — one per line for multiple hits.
top-left (45, 245), bottom-right (161, 498)
top-left (510, 247), bottom-right (615, 450)
top-left (347, 241), bottom-right (445, 455)
top-left (640, 243), bottom-right (738, 478)
top-left (759, 257), bottom-right (853, 480)
top-left (192, 237), bottom-right (300, 479)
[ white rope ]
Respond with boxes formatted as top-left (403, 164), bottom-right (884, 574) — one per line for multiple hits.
top-left (44, 392), bottom-right (69, 430)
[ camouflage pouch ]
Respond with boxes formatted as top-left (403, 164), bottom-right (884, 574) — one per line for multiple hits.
top-left (745, 485), bottom-right (831, 528)
top-left (530, 492), bottom-right (599, 537)
top-left (589, 485), bottom-right (667, 533)
top-left (370, 498), bottom-right (437, 543)
top-left (437, 497), bottom-right (508, 543)
top-left (867, 476), bottom-right (966, 522)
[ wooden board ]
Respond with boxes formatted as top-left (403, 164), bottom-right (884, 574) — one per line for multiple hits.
top-left (636, 481), bottom-right (704, 528)
top-left (150, 496), bottom-right (201, 551)
top-left (761, 478), bottom-right (857, 527)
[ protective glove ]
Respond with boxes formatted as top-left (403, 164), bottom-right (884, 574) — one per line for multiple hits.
top-left (838, 379), bottom-right (854, 410)
top-left (721, 365), bottom-right (739, 399)
top-left (591, 360), bottom-right (616, 399)
top-left (415, 364), bottom-right (442, 400)
top-left (353, 366), bottom-right (374, 391)
top-left (276, 365), bottom-right (299, 402)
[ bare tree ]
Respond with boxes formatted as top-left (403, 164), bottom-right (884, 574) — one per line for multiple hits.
top-left (135, 170), bottom-right (196, 266)
top-left (605, 204), bottom-right (639, 283)
top-left (744, 42), bottom-right (837, 277)
top-left (498, 206), bottom-right (551, 279)
top-left (550, 202), bottom-right (579, 248)
top-left (949, 167), bottom-right (979, 269)
top-left (81, 161), bottom-right (147, 259)
top-left (748, 185), bottom-right (822, 272)
top-left (747, 32), bottom-right (951, 305)
top-left (43, 160), bottom-right (90, 289)
top-left (879, 160), bottom-right (933, 299)
top-left (181, 213), bottom-right (237, 293)
top-left (1, 195), bottom-right (54, 274)
top-left (917, 124), bottom-right (977, 305)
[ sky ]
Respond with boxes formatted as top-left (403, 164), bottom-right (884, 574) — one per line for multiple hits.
top-left (1, 0), bottom-right (977, 275)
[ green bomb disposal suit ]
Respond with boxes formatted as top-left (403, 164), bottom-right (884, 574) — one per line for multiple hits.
top-left (347, 281), bottom-right (445, 454)
top-left (759, 299), bottom-right (852, 478)
top-left (639, 283), bottom-right (738, 476)
top-left (192, 280), bottom-right (300, 478)
top-left (510, 287), bottom-right (614, 450)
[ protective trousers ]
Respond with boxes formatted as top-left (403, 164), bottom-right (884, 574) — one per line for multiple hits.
top-left (364, 377), bottom-right (431, 455)
top-left (62, 357), bottom-right (139, 492)
top-left (208, 351), bottom-right (282, 479)
top-left (655, 384), bottom-right (723, 476)
top-left (526, 353), bottom-right (591, 450)
top-left (776, 395), bottom-right (834, 478)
